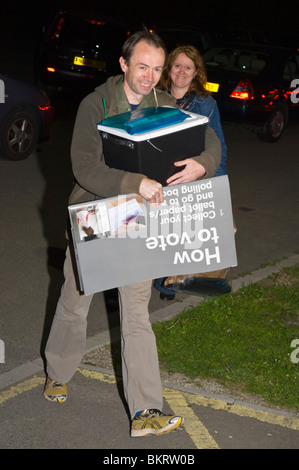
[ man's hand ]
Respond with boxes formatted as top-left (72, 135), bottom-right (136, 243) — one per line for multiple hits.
top-left (139, 177), bottom-right (164, 205)
top-left (166, 158), bottom-right (206, 185)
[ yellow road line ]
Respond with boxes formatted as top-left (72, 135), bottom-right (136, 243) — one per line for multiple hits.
top-left (163, 387), bottom-right (219, 449)
top-left (185, 393), bottom-right (299, 431)
top-left (77, 369), bottom-right (218, 448)
top-left (78, 370), bottom-right (218, 449)
top-left (0, 376), bottom-right (44, 405)
top-left (77, 367), bottom-right (120, 384)
top-left (1, 368), bottom-right (299, 447)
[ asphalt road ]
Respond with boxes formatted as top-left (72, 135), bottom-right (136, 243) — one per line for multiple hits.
top-left (1, 93), bottom-right (299, 450)
top-left (1, 96), bottom-right (299, 374)
top-left (1, 2), bottom-right (299, 453)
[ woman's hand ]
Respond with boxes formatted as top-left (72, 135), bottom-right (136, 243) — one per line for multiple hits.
top-left (166, 158), bottom-right (206, 185)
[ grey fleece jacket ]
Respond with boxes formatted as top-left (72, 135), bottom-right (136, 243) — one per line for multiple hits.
top-left (69, 75), bottom-right (221, 205)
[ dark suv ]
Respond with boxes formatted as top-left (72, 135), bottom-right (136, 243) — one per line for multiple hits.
top-left (36, 10), bottom-right (128, 94)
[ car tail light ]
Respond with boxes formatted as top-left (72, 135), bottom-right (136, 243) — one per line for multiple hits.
top-left (86, 19), bottom-right (106, 25)
top-left (50, 16), bottom-right (64, 40)
top-left (39, 90), bottom-right (52, 110)
top-left (230, 79), bottom-right (254, 100)
top-left (39, 104), bottom-right (52, 111)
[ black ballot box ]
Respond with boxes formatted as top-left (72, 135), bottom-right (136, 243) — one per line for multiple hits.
top-left (97, 106), bottom-right (209, 186)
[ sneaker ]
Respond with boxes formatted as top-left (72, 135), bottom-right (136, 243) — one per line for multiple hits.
top-left (44, 377), bottom-right (67, 403)
top-left (131, 409), bottom-right (184, 437)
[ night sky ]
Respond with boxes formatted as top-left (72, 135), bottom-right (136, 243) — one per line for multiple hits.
top-left (0, 0), bottom-right (298, 83)
top-left (1, 0), bottom-right (298, 33)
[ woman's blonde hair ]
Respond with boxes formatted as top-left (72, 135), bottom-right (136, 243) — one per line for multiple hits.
top-left (159, 44), bottom-right (208, 96)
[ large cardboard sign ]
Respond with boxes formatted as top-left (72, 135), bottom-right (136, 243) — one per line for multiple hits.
top-left (68, 175), bottom-right (237, 295)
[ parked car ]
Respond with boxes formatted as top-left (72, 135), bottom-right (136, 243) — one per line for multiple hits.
top-left (36, 10), bottom-right (129, 94)
top-left (212, 26), bottom-right (270, 47)
top-left (0, 72), bottom-right (54, 160)
top-left (203, 44), bottom-right (299, 142)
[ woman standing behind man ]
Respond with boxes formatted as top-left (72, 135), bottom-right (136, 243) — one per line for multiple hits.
top-left (158, 44), bottom-right (227, 176)
top-left (155, 44), bottom-right (227, 299)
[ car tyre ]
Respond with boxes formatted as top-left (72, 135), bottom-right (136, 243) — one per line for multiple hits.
top-left (258, 103), bottom-right (288, 143)
top-left (0, 108), bottom-right (39, 160)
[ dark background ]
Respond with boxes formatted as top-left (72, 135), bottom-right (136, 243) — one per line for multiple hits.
top-left (0, 0), bottom-right (298, 83)
top-left (3, 0), bottom-right (298, 32)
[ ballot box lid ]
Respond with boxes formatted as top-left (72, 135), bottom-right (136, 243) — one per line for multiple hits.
top-left (97, 106), bottom-right (209, 141)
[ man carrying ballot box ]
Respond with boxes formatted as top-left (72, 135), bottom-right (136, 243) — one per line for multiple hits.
top-left (44, 28), bottom-right (221, 438)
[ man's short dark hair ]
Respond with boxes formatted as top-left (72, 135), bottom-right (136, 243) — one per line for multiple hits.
top-left (121, 27), bottom-right (167, 64)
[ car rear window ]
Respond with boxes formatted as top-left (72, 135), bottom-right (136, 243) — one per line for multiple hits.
top-left (283, 55), bottom-right (299, 80)
top-left (203, 48), bottom-right (269, 75)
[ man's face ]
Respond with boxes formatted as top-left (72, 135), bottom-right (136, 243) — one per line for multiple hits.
top-left (119, 40), bottom-right (165, 104)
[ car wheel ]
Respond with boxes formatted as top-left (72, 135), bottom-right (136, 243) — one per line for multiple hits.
top-left (0, 108), bottom-right (39, 160)
top-left (258, 104), bottom-right (288, 143)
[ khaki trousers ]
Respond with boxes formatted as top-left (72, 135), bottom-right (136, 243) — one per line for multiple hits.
top-left (45, 247), bottom-right (163, 418)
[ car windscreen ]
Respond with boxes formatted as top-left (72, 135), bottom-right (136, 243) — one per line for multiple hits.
top-left (203, 48), bottom-right (269, 75)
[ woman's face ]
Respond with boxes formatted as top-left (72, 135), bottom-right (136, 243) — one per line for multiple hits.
top-left (170, 52), bottom-right (197, 91)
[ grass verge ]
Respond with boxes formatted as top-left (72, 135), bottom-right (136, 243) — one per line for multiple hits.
top-left (152, 263), bottom-right (299, 412)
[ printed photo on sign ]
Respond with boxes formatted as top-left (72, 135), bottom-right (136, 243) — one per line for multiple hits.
top-left (70, 196), bottom-right (145, 243)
